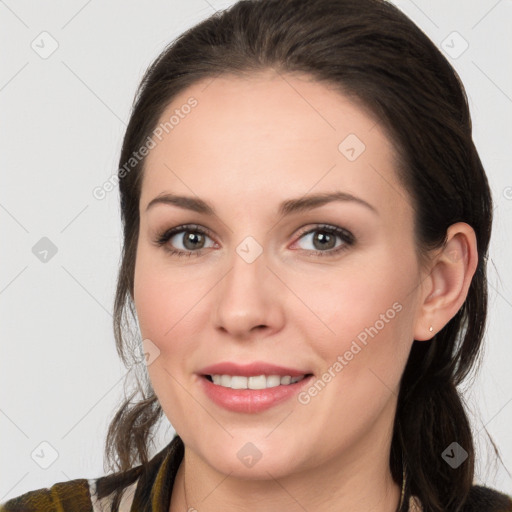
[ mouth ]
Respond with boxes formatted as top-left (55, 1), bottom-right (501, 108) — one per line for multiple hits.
top-left (197, 362), bottom-right (315, 412)
top-left (198, 372), bottom-right (315, 413)
top-left (202, 373), bottom-right (313, 389)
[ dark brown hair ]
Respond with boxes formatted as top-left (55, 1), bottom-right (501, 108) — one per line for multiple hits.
top-left (98, 1), bottom-right (497, 510)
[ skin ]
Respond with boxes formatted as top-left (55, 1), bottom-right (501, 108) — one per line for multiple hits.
top-left (133, 69), bottom-right (478, 512)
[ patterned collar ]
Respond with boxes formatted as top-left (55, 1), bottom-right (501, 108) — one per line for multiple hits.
top-left (90, 434), bottom-right (184, 512)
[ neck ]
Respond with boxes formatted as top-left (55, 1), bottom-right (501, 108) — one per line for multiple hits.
top-left (169, 421), bottom-right (402, 512)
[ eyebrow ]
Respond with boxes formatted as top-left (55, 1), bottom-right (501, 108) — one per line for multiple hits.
top-left (145, 191), bottom-right (378, 216)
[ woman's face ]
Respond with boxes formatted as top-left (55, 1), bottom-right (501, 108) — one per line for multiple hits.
top-left (133, 70), bottom-right (428, 479)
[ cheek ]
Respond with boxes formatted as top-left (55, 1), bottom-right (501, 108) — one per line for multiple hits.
top-left (293, 255), bottom-right (416, 373)
top-left (133, 260), bottom-right (169, 341)
top-left (134, 247), bottom-right (203, 341)
top-left (133, 251), bottom-right (204, 428)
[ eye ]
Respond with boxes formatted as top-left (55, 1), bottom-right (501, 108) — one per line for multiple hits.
top-left (154, 223), bottom-right (355, 258)
top-left (154, 224), bottom-right (216, 257)
top-left (293, 224), bottom-right (355, 257)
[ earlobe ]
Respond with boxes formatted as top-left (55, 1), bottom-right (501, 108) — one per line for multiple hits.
top-left (413, 222), bottom-right (478, 341)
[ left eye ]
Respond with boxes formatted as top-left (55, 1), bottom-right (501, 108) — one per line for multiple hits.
top-left (293, 225), bottom-right (355, 256)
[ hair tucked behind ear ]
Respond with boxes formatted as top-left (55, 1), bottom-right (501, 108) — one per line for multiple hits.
top-left (100, 1), bottom-right (498, 510)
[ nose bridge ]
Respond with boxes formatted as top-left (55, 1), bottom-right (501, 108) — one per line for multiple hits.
top-left (212, 235), bottom-right (283, 336)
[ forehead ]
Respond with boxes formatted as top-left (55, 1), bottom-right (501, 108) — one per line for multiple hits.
top-left (140, 71), bottom-right (411, 221)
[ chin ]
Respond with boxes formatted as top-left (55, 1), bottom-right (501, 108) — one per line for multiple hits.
top-left (193, 434), bottom-right (309, 480)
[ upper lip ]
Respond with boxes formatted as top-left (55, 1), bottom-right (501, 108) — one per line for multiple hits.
top-left (198, 361), bottom-right (312, 377)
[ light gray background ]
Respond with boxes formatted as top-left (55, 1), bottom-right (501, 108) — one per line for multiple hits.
top-left (1, 0), bottom-right (511, 501)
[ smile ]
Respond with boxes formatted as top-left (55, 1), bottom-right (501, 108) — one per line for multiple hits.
top-left (205, 374), bottom-right (308, 389)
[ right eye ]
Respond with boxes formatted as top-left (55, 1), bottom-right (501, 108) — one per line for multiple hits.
top-left (154, 224), bottom-right (217, 257)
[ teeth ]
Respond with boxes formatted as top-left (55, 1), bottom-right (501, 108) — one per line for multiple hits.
top-left (209, 374), bottom-right (306, 389)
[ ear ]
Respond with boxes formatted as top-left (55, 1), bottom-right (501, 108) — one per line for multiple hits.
top-left (413, 222), bottom-right (479, 341)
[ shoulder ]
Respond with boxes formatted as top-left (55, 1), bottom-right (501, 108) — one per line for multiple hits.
top-left (461, 485), bottom-right (512, 511)
top-left (0, 478), bottom-right (93, 511)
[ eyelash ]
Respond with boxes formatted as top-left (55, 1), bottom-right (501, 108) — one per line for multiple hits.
top-left (154, 223), bottom-right (355, 258)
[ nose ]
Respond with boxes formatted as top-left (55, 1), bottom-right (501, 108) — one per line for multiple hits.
top-left (211, 245), bottom-right (285, 341)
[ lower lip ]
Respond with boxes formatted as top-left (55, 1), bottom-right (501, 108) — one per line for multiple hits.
top-left (198, 375), bottom-right (314, 413)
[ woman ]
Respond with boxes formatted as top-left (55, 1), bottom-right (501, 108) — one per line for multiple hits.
top-left (2, 0), bottom-right (511, 510)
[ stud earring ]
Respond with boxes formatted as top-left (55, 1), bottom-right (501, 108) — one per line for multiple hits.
top-left (429, 326), bottom-right (433, 332)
